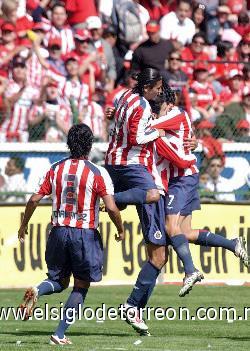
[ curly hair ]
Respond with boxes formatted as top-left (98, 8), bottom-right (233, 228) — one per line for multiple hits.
top-left (132, 68), bottom-right (162, 96)
top-left (162, 81), bottom-right (176, 105)
top-left (67, 124), bottom-right (94, 159)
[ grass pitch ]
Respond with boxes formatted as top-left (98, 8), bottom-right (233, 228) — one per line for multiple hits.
top-left (0, 285), bottom-right (250, 351)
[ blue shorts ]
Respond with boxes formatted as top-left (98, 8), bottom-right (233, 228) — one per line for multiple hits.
top-left (45, 226), bottom-right (103, 282)
top-left (166, 174), bottom-right (201, 216)
top-left (136, 195), bottom-right (171, 246)
top-left (105, 164), bottom-right (156, 193)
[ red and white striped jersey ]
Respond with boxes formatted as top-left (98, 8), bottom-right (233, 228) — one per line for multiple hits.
top-left (151, 106), bottom-right (199, 180)
top-left (29, 100), bottom-right (72, 142)
top-left (82, 101), bottom-right (106, 141)
top-left (44, 25), bottom-right (75, 54)
top-left (46, 63), bottom-right (67, 86)
top-left (61, 79), bottom-right (89, 113)
top-left (190, 81), bottom-right (217, 109)
top-left (105, 89), bottom-right (160, 166)
top-left (0, 81), bottom-right (39, 142)
top-left (36, 158), bottom-right (114, 229)
top-left (26, 49), bottom-right (48, 88)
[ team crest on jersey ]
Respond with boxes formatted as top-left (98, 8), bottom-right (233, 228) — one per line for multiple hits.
top-left (154, 231), bottom-right (162, 240)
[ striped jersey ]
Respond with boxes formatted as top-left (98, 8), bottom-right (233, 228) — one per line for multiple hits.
top-left (44, 25), bottom-right (75, 55)
top-left (151, 106), bottom-right (198, 181)
top-left (82, 101), bottom-right (106, 141)
top-left (36, 158), bottom-right (114, 229)
top-left (105, 89), bottom-right (160, 166)
top-left (61, 79), bottom-right (89, 113)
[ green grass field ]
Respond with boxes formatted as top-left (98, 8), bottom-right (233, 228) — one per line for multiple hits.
top-left (1, 286), bottom-right (250, 351)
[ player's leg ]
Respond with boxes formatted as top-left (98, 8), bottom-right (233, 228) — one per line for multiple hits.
top-left (106, 165), bottom-right (160, 205)
top-left (20, 227), bottom-right (71, 319)
top-left (123, 198), bottom-right (169, 334)
top-left (179, 215), bottom-right (248, 267)
top-left (51, 227), bottom-right (103, 344)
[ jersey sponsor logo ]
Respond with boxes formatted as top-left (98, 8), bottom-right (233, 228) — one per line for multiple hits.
top-left (53, 210), bottom-right (87, 221)
top-left (154, 231), bottom-right (162, 240)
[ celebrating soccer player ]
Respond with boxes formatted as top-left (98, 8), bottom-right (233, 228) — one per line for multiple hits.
top-left (18, 124), bottom-right (124, 345)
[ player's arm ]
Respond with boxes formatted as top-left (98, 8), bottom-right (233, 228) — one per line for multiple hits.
top-left (102, 195), bottom-right (125, 241)
top-left (129, 106), bottom-right (165, 145)
top-left (18, 193), bottom-right (44, 242)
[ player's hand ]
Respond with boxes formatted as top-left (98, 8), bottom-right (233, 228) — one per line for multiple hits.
top-left (18, 226), bottom-right (28, 243)
top-left (158, 129), bottom-right (166, 137)
top-left (115, 231), bottom-right (125, 242)
top-left (183, 136), bottom-right (198, 150)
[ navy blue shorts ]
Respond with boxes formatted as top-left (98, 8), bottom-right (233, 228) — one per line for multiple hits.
top-left (166, 174), bottom-right (201, 216)
top-left (136, 195), bottom-right (171, 246)
top-left (45, 226), bottom-right (103, 282)
top-left (105, 164), bottom-right (156, 193)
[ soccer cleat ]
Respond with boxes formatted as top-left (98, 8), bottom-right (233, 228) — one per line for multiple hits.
top-left (121, 304), bottom-right (149, 333)
top-left (179, 270), bottom-right (204, 297)
top-left (136, 329), bottom-right (151, 336)
top-left (50, 335), bottom-right (73, 345)
top-left (234, 237), bottom-right (249, 268)
top-left (20, 287), bottom-right (38, 320)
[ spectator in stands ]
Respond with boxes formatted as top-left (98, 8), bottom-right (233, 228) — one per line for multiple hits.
top-left (215, 86), bottom-right (250, 140)
top-left (219, 69), bottom-right (244, 106)
top-left (205, 156), bottom-right (236, 201)
top-left (86, 16), bottom-right (117, 92)
top-left (131, 20), bottom-right (174, 72)
top-left (237, 36), bottom-right (250, 64)
top-left (160, 0), bottom-right (195, 45)
top-left (0, 156), bottom-right (26, 203)
top-left (139, 0), bottom-right (169, 21)
top-left (206, 5), bottom-right (232, 45)
top-left (192, 3), bottom-right (206, 34)
top-left (0, 56), bottom-right (39, 142)
top-left (215, 40), bottom-right (239, 83)
top-left (161, 50), bottom-right (188, 92)
top-left (0, 22), bottom-right (25, 78)
top-left (102, 25), bottom-right (124, 84)
top-left (191, 66), bottom-right (219, 118)
top-left (64, 0), bottom-right (97, 28)
top-left (233, 11), bottom-right (250, 38)
top-left (181, 32), bottom-right (211, 79)
top-left (28, 78), bottom-right (72, 142)
top-left (234, 119), bottom-right (250, 142)
top-left (61, 52), bottom-right (89, 123)
top-left (80, 100), bottom-right (107, 142)
top-left (189, 89), bottom-right (210, 122)
top-left (243, 64), bottom-right (250, 88)
top-left (43, 2), bottom-right (74, 55)
top-left (33, 35), bottom-right (66, 84)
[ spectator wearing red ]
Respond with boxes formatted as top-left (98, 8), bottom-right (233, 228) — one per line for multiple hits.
top-left (139, 0), bottom-right (169, 21)
top-left (195, 119), bottom-right (224, 162)
top-left (215, 40), bottom-right (238, 83)
top-left (191, 66), bottom-right (218, 111)
top-left (33, 35), bottom-right (67, 85)
top-left (234, 119), bottom-right (250, 142)
top-left (0, 56), bottom-right (39, 142)
top-left (181, 33), bottom-right (212, 79)
top-left (72, 29), bottom-right (99, 93)
top-left (44, 2), bottom-right (74, 55)
top-left (80, 100), bottom-right (107, 142)
top-left (29, 78), bottom-right (71, 142)
top-left (64, 0), bottom-right (97, 28)
top-left (219, 69), bottom-right (244, 106)
top-left (234, 11), bottom-right (250, 37)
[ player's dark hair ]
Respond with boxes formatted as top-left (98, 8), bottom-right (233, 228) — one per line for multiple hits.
top-left (11, 156), bottom-right (25, 171)
top-left (162, 81), bottom-right (176, 105)
top-left (132, 68), bottom-right (162, 96)
top-left (67, 124), bottom-right (94, 159)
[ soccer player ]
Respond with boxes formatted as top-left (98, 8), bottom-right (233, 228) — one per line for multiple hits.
top-left (18, 124), bottom-right (124, 345)
top-left (151, 85), bottom-right (249, 297)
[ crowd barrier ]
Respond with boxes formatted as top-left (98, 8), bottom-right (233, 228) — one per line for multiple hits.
top-left (0, 203), bottom-right (249, 288)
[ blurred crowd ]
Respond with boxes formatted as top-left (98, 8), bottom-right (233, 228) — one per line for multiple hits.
top-left (0, 0), bottom-right (249, 201)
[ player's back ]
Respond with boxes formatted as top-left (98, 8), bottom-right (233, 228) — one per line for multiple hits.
top-left (106, 89), bottom-right (153, 166)
top-left (37, 157), bottom-right (113, 229)
top-left (151, 106), bottom-right (198, 178)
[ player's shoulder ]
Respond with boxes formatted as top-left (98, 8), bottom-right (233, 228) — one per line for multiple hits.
top-left (50, 157), bottom-right (71, 171)
top-left (84, 160), bottom-right (109, 177)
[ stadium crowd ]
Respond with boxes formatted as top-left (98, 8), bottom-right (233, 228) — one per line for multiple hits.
top-left (0, 0), bottom-right (249, 200)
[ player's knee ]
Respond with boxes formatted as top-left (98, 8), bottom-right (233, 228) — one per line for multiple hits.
top-left (146, 189), bottom-right (160, 203)
top-left (74, 278), bottom-right (90, 289)
top-left (150, 249), bottom-right (168, 269)
top-left (166, 223), bottom-right (180, 236)
top-left (59, 276), bottom-right (70, 290)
